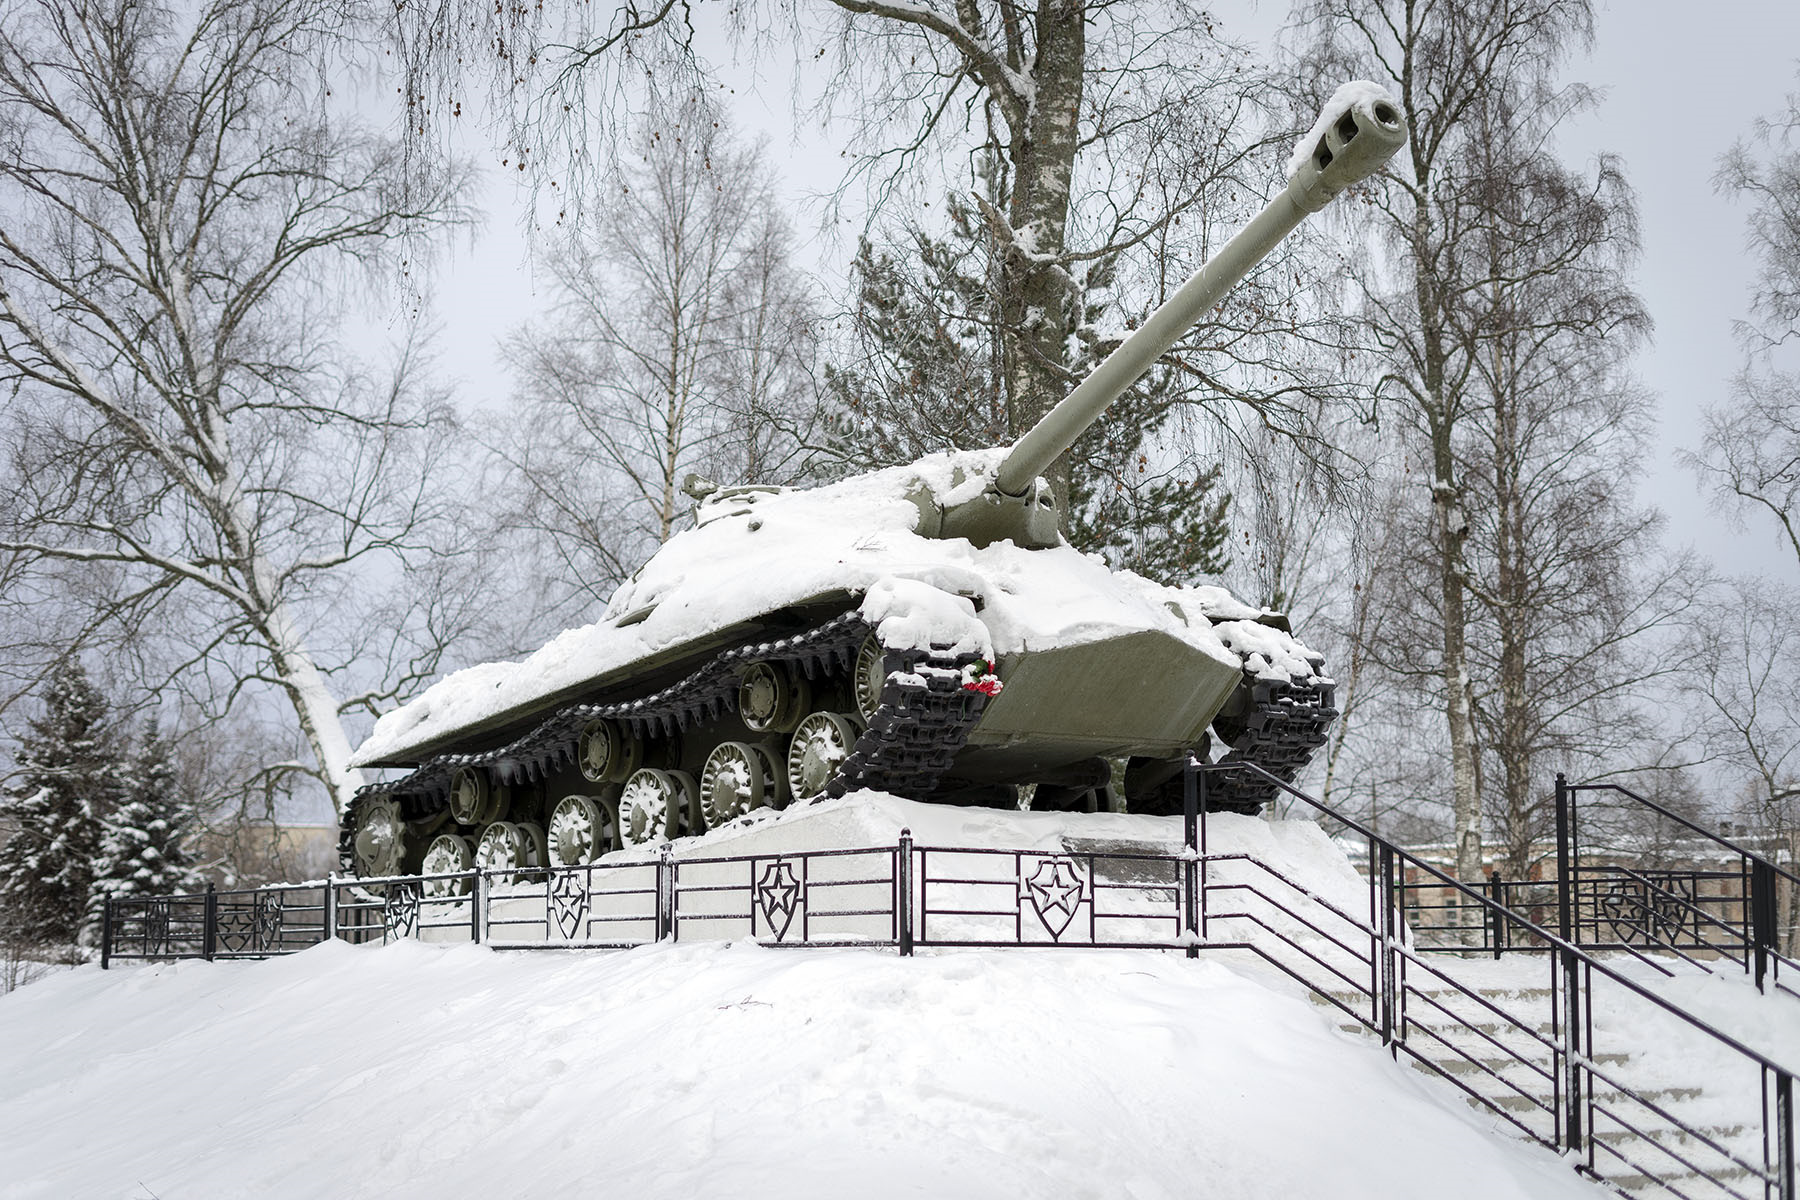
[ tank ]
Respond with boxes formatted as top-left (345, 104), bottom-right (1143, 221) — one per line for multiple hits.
top-left (341, 85), bottom-right (1408, 881)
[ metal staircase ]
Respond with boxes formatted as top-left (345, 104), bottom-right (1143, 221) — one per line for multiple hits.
top-left (1310, 979), bottom-right (1758, 1197)
top-left (1185, 762), bottom-right (1797, 1200)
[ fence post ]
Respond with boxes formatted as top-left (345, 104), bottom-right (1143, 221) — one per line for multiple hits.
top-left (470, 869), bottom-right (483, 946)
top-left (1555, 774), bottom-right (1574, 946)
top-left (100, 897), bottom-right (112, 970)
top-left (324, 875), bottom-right (338, 944)
top-left (1184, 763), bottom-right (1200, 959)
top-left (1752, 858), bottom-right (1777, 993)
top-left (898, 828), bottom-right (914, 957)
top-left (1197, 761), bottom-right (1211, 943)
top-left (657, 843), bottom-right (675, 941)
top-left (1776, 1067), bottom-right (1795, 1200)
top-left (1378, 844), bottom-right (1397, 1051)
top-left (202, 882), bottom-right (218, 962)
top-left (1488, 870), bottom-right (1504, 960)
top-left (1560, 949), bottom-right (1586, 1155)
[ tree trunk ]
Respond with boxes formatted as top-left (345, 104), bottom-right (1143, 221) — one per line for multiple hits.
top-left (1490, 343), bottom-right (1535, 877)
top-left (1411, 208), bottom-right (1483, 889)
top-left (1000, 0), bottom-right (1084, 504)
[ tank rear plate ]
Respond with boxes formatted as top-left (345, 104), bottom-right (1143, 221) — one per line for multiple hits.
top-left (965, 630), bottom-right (1240, 760)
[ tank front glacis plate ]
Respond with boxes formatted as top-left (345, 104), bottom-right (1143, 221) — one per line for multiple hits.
top-left (965, 630), bottom-right (1242, 761)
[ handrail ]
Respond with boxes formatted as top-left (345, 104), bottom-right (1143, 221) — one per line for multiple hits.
top-left (1569, 778), bottom-right (1800, 889)
top-left (1198, 760), bottom-right (1797, 1077)
top-left (1199, 759), bottom-right (1798, 1199)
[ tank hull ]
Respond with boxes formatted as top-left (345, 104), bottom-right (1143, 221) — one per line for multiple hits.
top-left (340, 591), bottom-right (1332, 880)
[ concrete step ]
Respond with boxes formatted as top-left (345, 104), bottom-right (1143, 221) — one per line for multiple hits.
top-left (1311, 984), bottom-right (1555, 1011)
top-left (1328, 1010), bottom-right (1560, 1054)
top-left (1594, 1163), bottom-right (1755, 1199)
top-left (1412, 1049), bottom-right (1625, 1079)
top-left (1470, 1085), bottom-right (1702, 1114)
top-left (1593, 1122), bottom-right (1747, 1148)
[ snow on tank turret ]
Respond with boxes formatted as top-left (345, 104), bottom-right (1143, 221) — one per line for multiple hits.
top-left (341, 85), bottom-right (1408, 882)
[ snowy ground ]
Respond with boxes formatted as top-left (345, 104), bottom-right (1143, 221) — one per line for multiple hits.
top-left (18, 796), bottom-right (1791, 1199)
top-left (0, 938), bottom-right (1609, 1200)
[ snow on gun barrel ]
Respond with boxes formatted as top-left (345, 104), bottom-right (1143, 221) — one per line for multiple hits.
top-left (338, 85), bottom-right (1407, 882)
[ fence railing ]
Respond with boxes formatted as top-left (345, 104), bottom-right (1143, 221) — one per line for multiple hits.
top-left (1564, 778), bottom-right (1798, 999)
top-left (102, 835), bottom-right (1207, 965)
top-left (1394, 777), bottom-right (1799, 1000)
top-left (100, 765), bottom-right (1799, 1200)
top-left (1219, 764), bottom-right (1797, 1200)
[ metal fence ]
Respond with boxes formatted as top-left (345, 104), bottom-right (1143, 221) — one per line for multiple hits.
top-left (1387, 777), bottom-right (1799, 1001)
top-left (103, 835), bottom-right (1203, 964)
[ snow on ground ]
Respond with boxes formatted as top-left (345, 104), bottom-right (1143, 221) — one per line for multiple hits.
top-left (0, 938), bottom-right (1607, 1200)
top-left (0, 804), bottom-right (1606, 1198)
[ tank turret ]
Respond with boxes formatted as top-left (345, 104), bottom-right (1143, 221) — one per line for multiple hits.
top-left (339, 86), bottom-right (1407, 882)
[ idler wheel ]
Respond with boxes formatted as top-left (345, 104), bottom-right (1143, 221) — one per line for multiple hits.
top-left (786, 712), bottom-right (864, 800)
top-left (352, 796), bottom-right (406, 878)
top-left (737, 662), bottom-right (809, 733)
top-left (618, 768), bottom-right (696, 844)
top-left (420, 833), bottom-right (474, 897)
top-left (579, 719), bottom-right (643, 783)
top-left (548, 795), bottom-right (606, 866)
top-left (700, 741), bottom-right (780, 826)
top-left (852, 634), bottom-right (887, 722)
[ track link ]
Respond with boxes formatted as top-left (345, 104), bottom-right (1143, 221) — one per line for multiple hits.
top-left (1206, 670), bottom-right (1338, 813)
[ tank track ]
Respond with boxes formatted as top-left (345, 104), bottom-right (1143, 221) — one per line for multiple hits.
top-left (830, 644), bottom-right (992, 799)
top-left (1206, 669), bottom-right (1338, 814)
top-left (342, 610), bottom-right (992, 869)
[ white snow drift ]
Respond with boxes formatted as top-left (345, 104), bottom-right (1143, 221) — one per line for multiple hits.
top-left (0, 799), bottom-right (1610, 1200)
top-left (0, 940), bottom-right (1608, 1200)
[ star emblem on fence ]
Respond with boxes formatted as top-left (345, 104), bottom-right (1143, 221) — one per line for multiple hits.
top-left (755, 859), bottom-right (802, 942)
top-left (549, 868), bottom-right (589, 941)
top-left (1647, 874), bottom-right (1697, 943)
top-left (217, 893), bottom-right (283, 953)
top-left (383, 883), bottom-right (420, 940)
top-left (143, 899), bottom-right (171, 956)
top-left (1022, 856), bottom-right (1087, 941)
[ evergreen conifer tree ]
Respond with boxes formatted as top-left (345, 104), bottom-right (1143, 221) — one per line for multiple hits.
top-left (0, 659), bottom-right (125, 946)
top-left (88, 717), bottom-right (203, 925)
top-left (826, 191), bottom-right (1231, 586)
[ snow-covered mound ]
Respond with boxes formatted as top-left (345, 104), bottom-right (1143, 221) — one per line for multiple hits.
top-left (0, 939), bottom-right (1603, 1200)
top-left (353, 449), bottom-right (1307, 766)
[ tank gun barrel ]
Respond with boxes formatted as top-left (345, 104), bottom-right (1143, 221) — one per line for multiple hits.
top-left (993, 84), bottom-right (1407, 498)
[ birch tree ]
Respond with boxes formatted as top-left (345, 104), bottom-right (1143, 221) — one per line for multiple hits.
top-left (390, 0), bottom-right (1361, 522)
top-left (1694, 74), bottom-right (1800, 571)
top-left (0, 0), bottom-right (473, 816)
top-left (489, 100), bottom-right (823, 631)
top-left (1290, 0), bottom-right (1598, 884)
top-left (1693, 579), bottom-right (1800, 950)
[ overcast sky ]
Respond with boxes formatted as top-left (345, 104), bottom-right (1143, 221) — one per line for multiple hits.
top-left (421, 0), bottom-right (1800, 588)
